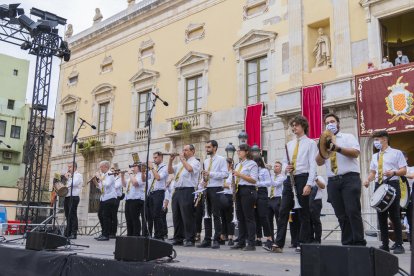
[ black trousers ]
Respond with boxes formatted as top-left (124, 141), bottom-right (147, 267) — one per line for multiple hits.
top-left (64, 196), bottom-right (80, 237)
top-left (125, 199), bottom-right (144, 236)
top-left (110, 198), bottom-right (120, 236)
top-left (195, 195), bottom-right (204, 234)
top-left (255, 187), bottom-right (272, 238)
top-left (203, 187), bottom-right (223, 241)
top-left (236, 185), bottom-right (257, 246)
top-left (328, 173), bottom-right (366, 245)
top-left (406, 199), bottom-right (412, 243)
top-left (275, 174), bottom-right (310, 248)
top-left (268, 196), bottom-right (281, 241)
top-left (290, 210), bottom-right (300, 247)
top-left (310, 198), bottom-right (322, 243)
top-left (172, 188), bottom-right (196, 242)
top-left (148, 190), bottom-right (165, 239)
top-left (376, 181), bottom-right (403, 246)
top-left (98, 198), bottom-right (117, 237)
top-left (219, 193), bottom-right (235, 236)
top-left (161, 207), bottom-right (168, 237)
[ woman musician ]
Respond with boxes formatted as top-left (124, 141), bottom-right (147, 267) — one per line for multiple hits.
top-left (219, 158), bottom-right (236, 246)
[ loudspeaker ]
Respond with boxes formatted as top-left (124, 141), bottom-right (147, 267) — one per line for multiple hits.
top-left (301, 244), bottom-right (398, 276)
top-left (26, 232), bottom-right (67, 251)
top-left (114, 236), bottom-right (173, 261)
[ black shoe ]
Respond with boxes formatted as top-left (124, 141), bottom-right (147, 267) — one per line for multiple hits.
top-left (183, 241), bottom-right (195, 247)
top-left (255, 240), bottom-right (262, 246)
top-left (295, 246), bottom-right (301, 253)
top-left (164, 235), bottom-right (168, 240)
top-left (68, 235), bottom-right (77, 240)
top-left (379, 245), bottom-right (390, 252)
top-left (211, 241), bottom-right (220, 249)
top-left (393, 244), bottom-right (405, 254)
top-left (195, 233), bottom-right (201, 242)
top-left (242, 245), bottom-right (256, 251)
top-left (262, 240), bottom-right (273, 251)
top-left (228, 239), bottom-right (234, 246)
top-left (109, 235), bottom-right (116, 239)
top-left (96, 236), bottom-right (109, 241)
top-left (230, 243), bottom-right (245, 250)
top-left (197, 240), bottom-right (211, 248)
top-left (171, 240), bottom-right (184, 246)
top-left (218, 239), bottom-right (225, 245)
top-left (233, 238), bottom-right (239, 243)
top-left (94, 235), bottom-right (103, 240)
top-left (390, 243), bottom-right (397, 250)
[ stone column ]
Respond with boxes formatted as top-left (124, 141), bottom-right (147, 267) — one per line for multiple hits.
top-left (332, 0), bottom-right (352, 77)
top-left (288, 0), bottom-right (303, 88)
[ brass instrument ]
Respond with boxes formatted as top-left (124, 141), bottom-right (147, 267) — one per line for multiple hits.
top-left (108, 170), bottom-right (128, 176)
top-left (318, 130), bottom-right (334, 159)
top-left (285, 144), bottom-right (302, 209)
top-left (160, 152), bottom-right (180, 157)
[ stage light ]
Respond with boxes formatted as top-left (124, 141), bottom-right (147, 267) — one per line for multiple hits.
top-left (30, 7), bottom-right (67, 26)
top-left (18, 14), bottom-right (37, 33)
top-left (20, 41), bottom-right (32, 50)
top-left (56, 41), bottom-right (71, 62)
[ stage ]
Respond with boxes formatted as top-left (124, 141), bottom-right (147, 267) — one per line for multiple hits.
top-left (0, 235), bottom-right (411, 275)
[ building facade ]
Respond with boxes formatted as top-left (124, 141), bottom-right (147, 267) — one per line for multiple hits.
top-left (0, 53), bottom-right (30, 220)
top-left (50, 0), bottom-right (414, 234)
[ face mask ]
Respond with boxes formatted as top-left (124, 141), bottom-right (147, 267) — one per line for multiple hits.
top-left (383, 59), bottom-right (387, 62)
top-left (326, 123), bottom-right (338, 134)
top-left (398, 55), bottom-right (402, 57)
top-left (373, 141), bottom-right (382, 150)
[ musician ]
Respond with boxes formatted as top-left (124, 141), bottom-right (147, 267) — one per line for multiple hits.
top-left (230, 143), bottom-right (258, 251)
top-left (168, 144), bottom-right (201, 247)
top-left (162, 178), bottom-right (173, 240)
top-left (198, 140), bottom-right (229, 249)
top-left (268, 161), bottom-right (284, 242)
top-left (110, 165), bottom-right (123, 238)
top-left (121, 163), bottom-right (145, 236)
top-left (272, 115), bottom-right (317, 253)
top-left (147, 151), bottom-right (169, 240)
top-left (94, 160), bottom-right (117, 241)
top-left (315, 113), bottom-right (366, 246)
top-left (404, 151), bottom-right (414, 244)
top-left (253, 156), bottom-right (274, 251)
top-left (64, 162), bottom-right (83, 239)
top-left (364, 130), bottom-right (407, 254)
top-left (309, 176), bottom-right (326, 244)
top-left (219, 158), bottom-right (235, 246)
top-left (194, 167), bottom-right (204, 243)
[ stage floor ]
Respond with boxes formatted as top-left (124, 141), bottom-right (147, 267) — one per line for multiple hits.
top-left (0, 235), bottom-right (411, 275)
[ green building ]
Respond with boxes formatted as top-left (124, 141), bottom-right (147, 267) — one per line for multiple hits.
top-left (0, 53), bottom-right (30, 218)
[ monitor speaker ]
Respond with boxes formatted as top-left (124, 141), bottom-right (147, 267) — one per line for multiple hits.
top-left (26, 232), bottom-right (67, 251)
top-left (114, 236), bottom-right (173, 262)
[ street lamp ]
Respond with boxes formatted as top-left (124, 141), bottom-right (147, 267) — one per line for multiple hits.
top-left (238, 130), bottom-right (248, 145)
top-left (225, 142), bottom-right (236, 160)
top-left (251, 143), bottom-right (261, 157)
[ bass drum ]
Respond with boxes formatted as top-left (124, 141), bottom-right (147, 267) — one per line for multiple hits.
top-left (400, 178), bottom-right (410, 209)
top-left (54, 182), bottom-right (68, 197)
top-left (370, 184), bottom-right (396, 212)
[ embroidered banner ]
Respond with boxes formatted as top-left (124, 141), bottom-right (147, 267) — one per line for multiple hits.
top-left (356, 63), bottom-right (414, 136)
top-left (245, 102), bottom-right (263, 148)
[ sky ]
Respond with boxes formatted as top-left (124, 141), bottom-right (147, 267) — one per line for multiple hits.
top-left (0, 1), bottom-right (128, 117)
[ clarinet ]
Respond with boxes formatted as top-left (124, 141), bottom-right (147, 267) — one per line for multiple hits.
top-left (202, 161), bottom-right (210, 219)
top-left (285, 144), bottom-right (302, 209)
top-left (231, 161), bottom-right (238, 225)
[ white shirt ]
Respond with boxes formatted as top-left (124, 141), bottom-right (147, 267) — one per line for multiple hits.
top-left (234, 159), bottom-right (258, 186)
top-left (124, 173), bottom-right (145, 200)
top-left (149, 163), bottom-right (168, 192)
top-left (115, 176), bottom-right (123, 197)
top-left (66, 171), bottom-right (83, 197)
top-left (268, 173), bottom-right (285, 198)
top-left (164, 182), bottom-right (174, 202)
top-left (324, 132), bottom-right (361, 177)
top-left (283, 135), bottom-right (318, 186)
top-left (369, 147), bottom-right (407, 182)
top-left (257, 168), bottom-right (272, 188)
top-left (379, 61), bottom-right (393, 70)
top-left (223, 174), bottom-right (233, 195)
top-left (98, 172), bottom-right (117, 201)
top-left (314, 176), bottom-right (326, 200)
top-left (407, 166), bottom-right (414, 192)
top-left (204, 155), bottom-right (229, 188)
top-left (173, 156), bottom-right (201, 188)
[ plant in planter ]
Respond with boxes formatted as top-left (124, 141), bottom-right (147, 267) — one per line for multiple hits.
top-left (78, 139), bottom-right (102, 158)
top-left (173, 120), bottom-right (191, 131)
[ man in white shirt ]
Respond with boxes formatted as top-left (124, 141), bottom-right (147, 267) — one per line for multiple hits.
top-left (404, 151), bottom-right (414, 244)
top-left (110, 164), bottom-right (123, 238)
top-left (315, 113), bottom-right (366, 246)
top-left (395, 50), bottom-right (410, 65)
top-left (268, 161), bottom-right (285, 242)
top-left (364, 131), bottom-right (407, 254)
top-left (273, 115), bottom-right (317, 253)
top-left (168, 144), bottom-right (201, 247)
top-left (197, 140), bottom-right (229, 249)
top-left (64, 162), bottom-right (83, 239)
top-left (147, 151), bottom-right (169, 240)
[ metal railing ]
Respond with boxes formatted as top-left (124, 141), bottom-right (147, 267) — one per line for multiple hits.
top-left (78, 131), bottom-right (116, 146)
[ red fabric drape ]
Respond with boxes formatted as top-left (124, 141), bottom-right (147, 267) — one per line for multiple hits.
top-left (245, 103), bottom-right (263, 148)
top-left (301, 85), bottom-right (323, 139)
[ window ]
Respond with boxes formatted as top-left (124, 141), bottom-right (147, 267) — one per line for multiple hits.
top-left (13, 69), bottom-right (18, 76)
top-left (7, 99), bottom-right (15, 110)
top-left (0, 120), bottom-right (6, 137)
top-left (10, 125), bottom-right (21, 139)
top-left (98, 102), bottom-right (109, 134)
top-left (246, 56), bottom-right (268, 105)
top-left (65, 112), bottom-right (75, 143)
top-left (3, 166), bottom-right (9, 171)
top-left (137, 91), bottom-right (151, 129)
top-left (186, 75), bottom-right (202, 114)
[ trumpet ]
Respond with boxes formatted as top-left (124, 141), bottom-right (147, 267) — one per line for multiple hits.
top-left (108, 170), bottom-right (128, 176)
top-left (160, 152), bottom-right (180, 157)
top-left (87, 175), bottom-right (99, 185)
top-left (128, 162), bottom-right (147, 168)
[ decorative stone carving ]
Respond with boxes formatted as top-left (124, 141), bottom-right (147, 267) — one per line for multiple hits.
top-left (312, 28), bottom-right (331, 71)
top-left (65, 24), bottom-right (73, 40)
top-left (243, 0), bottom-right (269, 20)
top-left (60, 94), bottom-right (81, 113)
top-left (185, 23), bottom-right (205, 43)
top-left (67, 68), bottom-right (79, 86)
top-left (100, 55), bottom-right (113, 74)
top-left (127, 0), bottom-right (135, 7)
top-left (138, 39), bottom-right (155, 64)
top-left (93, 8), bottom-right (103, 25)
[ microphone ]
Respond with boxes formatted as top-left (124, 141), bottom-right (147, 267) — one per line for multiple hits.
top-left (0, 140), bottom-right (11, 149)
top-left (151, 91), bottom-right (169, 106)
top-left (80, 117), bottom-right (97, 129)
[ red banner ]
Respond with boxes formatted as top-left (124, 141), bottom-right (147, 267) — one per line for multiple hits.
top-left (301, 84), bottom-right (323, 139)
top-left (245, 103), bottom-right (263, 148)
top-left (356, 63), bottom-right (414, 136)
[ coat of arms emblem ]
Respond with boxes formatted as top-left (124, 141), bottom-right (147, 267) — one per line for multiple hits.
top-left (385, 76), bottom-right (414, 123)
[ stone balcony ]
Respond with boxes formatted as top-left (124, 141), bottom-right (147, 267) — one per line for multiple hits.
top-left (78, 131), bottom-right (116, 147)
top-left (135, 128), bottom-right (149, 142)
top-left (165, 111), bottom-right (212, 139)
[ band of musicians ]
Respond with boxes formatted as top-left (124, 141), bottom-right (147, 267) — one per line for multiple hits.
top-left (56, 113), bottom-right (414, 255)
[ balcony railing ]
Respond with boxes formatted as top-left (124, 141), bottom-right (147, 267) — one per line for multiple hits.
top-left (165, 111), bottom-right (212, 138)
top-left (135, 128), bottom-right (149, 141)
top-left (78, 131), bottom-right (116, 148)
